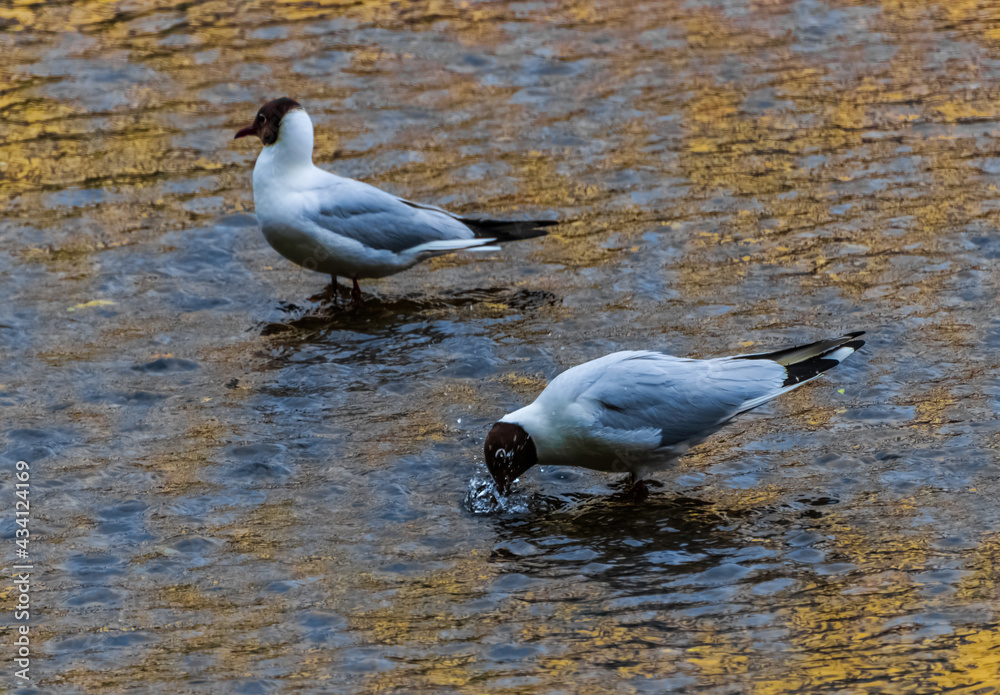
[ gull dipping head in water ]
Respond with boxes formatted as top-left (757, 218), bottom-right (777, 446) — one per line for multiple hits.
top-left (484, 331), bottom-right (866, 497)
top-left (234, 97), bottom-right (556, 303)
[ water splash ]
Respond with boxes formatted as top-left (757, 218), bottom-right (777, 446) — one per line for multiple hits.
top-left (464, 472), bottom-right (533, 514)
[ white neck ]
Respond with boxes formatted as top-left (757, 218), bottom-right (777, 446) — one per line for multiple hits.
top-left (267, 109), bottom-right (314, 171)
top-left (500, 404), bottom-right (539, 437)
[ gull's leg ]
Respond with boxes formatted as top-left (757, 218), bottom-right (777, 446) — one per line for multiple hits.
top-left (310, 275), bottom-right (342, 304)
top-left (351, 278), bottom-right (362, 304)
top-left (310, 276), bottom-right (340, 303)
top-left (329, 275), bottom-right (340, 304)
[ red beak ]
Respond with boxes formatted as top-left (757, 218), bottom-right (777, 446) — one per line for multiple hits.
top-left (234, 125), bottom-right (256, 140)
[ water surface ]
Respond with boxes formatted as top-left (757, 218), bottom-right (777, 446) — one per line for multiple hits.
top-left (2, 0), bottom-right (1000, 692)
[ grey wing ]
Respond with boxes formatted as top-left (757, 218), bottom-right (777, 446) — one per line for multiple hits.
top-left (576, 352), bottom-right (787, 449)
top-left (305, 177), bottom-right (474, 253)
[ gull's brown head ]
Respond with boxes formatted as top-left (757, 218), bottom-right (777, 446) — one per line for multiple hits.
top-left (234, 97), bottom-right (301, 145)
top-left (484, 422), bottom-right (537, 494)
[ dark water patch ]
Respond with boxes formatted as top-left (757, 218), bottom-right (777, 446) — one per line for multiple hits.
top-left (95, 499), bottom-right (150, 537)
top-left (65, 587), bottom-right (123, 608)
top-left (101, 629), bottom-right (155, 649)
top-left (228, 442), bottom-right (286, 460)
top-left (221, 442), bottom-right (294, 483)
top-left (132, 357), bottom-right (199, 373)
top-left (231, 460), bottom-right (293, 481)
top-left (93, 390), bottom-right (170, 406)
top-left (62, 552), bottom-right (127, 583)
top-left (170, 292), bottom-right (233, 313)
top-left (233, 680), bottom-right (283, 695)
top-left (1, 426), bottom-right (78, 463)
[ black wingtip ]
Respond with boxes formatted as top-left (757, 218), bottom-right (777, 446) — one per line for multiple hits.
top-left (734, 330), bottom-right (866, 387)
top-left (780, 334), bottom-right (865, 387)
top-left (782, 358), bottom-right (839, 386)
top-left (838, 331), bottom-right (866, 355)
top-left (463, 217), bottom-right (558, 242)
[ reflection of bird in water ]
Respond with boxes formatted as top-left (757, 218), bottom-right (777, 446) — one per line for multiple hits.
top-left (485, 332), bottom-right (866, 498)
top-left (234, 97), bottom-right (556, 304)
top-left (488, 494), bottom-right (740, 593)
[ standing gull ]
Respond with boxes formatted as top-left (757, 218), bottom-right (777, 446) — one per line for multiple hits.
top-left (234, 97), bottom-right (556, 302)
top-left (485, 332), bottom-right (866, 496)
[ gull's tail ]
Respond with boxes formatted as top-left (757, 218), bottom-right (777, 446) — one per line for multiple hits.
top-left (734, 331), bottom-right (866, 411)
top-left (461, 217), bottom-right (558, 243)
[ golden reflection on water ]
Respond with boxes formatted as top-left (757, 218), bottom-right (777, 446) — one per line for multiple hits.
top-left (3, 0), bottom-right (1000, 691)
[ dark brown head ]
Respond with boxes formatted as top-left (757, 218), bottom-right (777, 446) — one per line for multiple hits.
top-left (484, 422), bottom-right (537, 494)
top-left (234, 97), bottom-right (302, 146)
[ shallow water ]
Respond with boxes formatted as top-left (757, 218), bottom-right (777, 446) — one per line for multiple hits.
top-left (2, 0), bottom-right (1000, 692)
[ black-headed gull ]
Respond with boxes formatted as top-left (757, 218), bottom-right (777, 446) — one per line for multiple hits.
top-left (234, 97), bottom-right (556, 302)
top-left (485, 332), bottom-right (865, 495)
